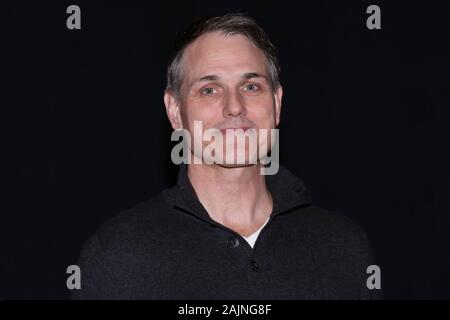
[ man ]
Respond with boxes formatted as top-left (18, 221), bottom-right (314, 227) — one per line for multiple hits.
top-left (72, 13), bottom-right (382, 299)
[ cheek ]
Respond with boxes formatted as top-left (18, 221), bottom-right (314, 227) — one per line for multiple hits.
top-left (246, 91), bottom-right (274, 108)
top-left (182, 102), bottom-right (219, 132)
top-left (247, 101), bottom-right (277, 126)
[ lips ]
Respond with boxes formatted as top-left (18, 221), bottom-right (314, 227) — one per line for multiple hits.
top-left (219, 127), bottom-right (252, 135)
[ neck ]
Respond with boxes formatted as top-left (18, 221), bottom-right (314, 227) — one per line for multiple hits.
top-left (187, 163), bottom-right (273, 237)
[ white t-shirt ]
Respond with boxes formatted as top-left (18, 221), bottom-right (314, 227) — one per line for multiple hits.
top-left (242, 216), bottom-right (270, 248)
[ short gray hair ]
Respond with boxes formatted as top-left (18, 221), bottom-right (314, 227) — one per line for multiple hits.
top-left (166, 13), bottom-right (281, 99)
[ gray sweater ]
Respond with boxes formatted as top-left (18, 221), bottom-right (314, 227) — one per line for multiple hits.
top-left (71, 164), bottom-right (382, 299)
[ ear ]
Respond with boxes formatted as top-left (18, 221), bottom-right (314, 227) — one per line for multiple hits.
top-left (164, 90), bottom-right (183, 130)
top-left (273, 85), bottom-right (283, 127)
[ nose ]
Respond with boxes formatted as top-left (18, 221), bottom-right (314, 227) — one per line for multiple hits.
top-left (223, 89), bottom-right (247, 118)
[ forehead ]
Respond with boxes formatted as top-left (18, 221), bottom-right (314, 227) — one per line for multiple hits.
top-left (181, 31), bottom-right (268, 79)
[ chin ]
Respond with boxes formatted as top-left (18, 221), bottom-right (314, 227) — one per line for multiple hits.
top-left (216, 163), bottom-right (255, 169)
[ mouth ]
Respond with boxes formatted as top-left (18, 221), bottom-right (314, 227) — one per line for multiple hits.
top-left (219, 126), bottom-right (253, 135)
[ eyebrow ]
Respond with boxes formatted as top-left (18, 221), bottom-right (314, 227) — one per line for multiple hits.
top-left (242, 72), bottom-right (268, 81)
top-left (191, 72), bottom-right (268, 86)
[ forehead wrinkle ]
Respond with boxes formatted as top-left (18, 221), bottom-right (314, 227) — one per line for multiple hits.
top-left (181, 32), bottom-right (268, 90)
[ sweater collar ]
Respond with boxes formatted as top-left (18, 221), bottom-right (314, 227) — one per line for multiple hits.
top-left (173, 164), bottom-right (312, 224)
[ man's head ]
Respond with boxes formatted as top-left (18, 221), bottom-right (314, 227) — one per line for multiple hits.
top-left (164, 13), bottom-right (283, 167)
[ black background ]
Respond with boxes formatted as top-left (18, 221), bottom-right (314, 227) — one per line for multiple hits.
top-left (3, 1), bottom-right (450, 299)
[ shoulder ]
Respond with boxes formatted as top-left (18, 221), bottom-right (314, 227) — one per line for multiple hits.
top-left (284, 205), bottom-right (382, 299)
top-left (285, 205), bottom-right (371, 252)
top-left (83, 191), bottom-right (175, 256)
top-left (72, 192), bottom-right (175, 299)
top-left (301, 205), bottom-right (367, 236)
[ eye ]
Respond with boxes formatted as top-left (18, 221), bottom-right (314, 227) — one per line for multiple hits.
top-left (201, 87), bottom-right (217, 96)
top-left (243, 83), bottom-right (261, 92)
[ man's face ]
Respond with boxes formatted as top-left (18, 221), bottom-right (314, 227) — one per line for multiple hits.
top-left (165, 31), bottom-right (282, 166)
